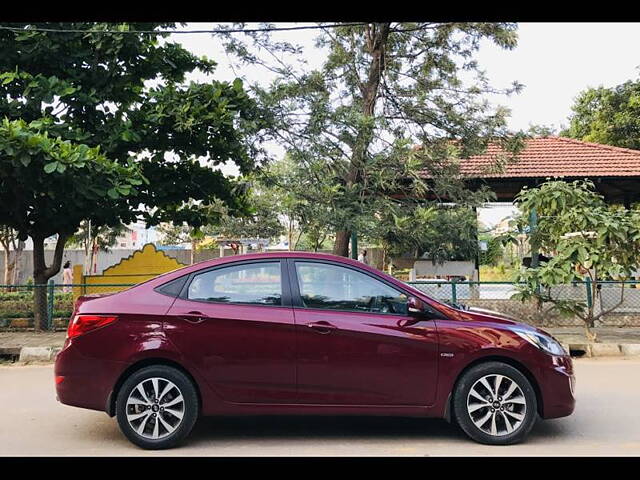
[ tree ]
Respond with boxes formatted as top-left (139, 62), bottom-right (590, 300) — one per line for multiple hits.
top-left (259, 155), bottom-right (336, 251)
top-left (157, 222), bottom-right (197, 246)
top-left (0, 23), bottom-right (268, 326)
top-left (215, 22), bottom-right (524, 256)
top-left (67, 221), bottom-right (131, 274)
top-left (156, 221), bottom-right (205, 264)
top-left (366, 204), bottom-right (484, 270)
top-left (0, 226), bottom-right (25, 286)
top-left (512, 180), bottom-right (640, 341)
top-left (201, 187), bottom-right (285, 246)
top-left (562, 80), bottom-right (640, 149)
top-left (0, 23), bottom-right (267, 227)
top-left (479, 234), bottom-right (504, 266)
top-left (0, 118), bottom-right (145, 330)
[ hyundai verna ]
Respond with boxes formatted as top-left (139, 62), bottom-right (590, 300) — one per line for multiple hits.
top-left (54, 252), bottom-right (575, 449)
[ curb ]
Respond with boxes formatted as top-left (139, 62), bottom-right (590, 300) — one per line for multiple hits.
top-left (15, 346), bottom-right (62, 362)
top-left (561, 342), bottom-right (640, 358)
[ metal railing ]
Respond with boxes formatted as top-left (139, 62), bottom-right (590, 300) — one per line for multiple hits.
top-left (405, 279), bottom-right (640, 313)
top-left (2, 279), bottom-right (640, 331)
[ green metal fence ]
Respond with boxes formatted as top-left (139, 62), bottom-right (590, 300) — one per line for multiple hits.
top-left (406, 279), bottom-right (640, 305)
top-left (2, 279), bottom-right (640, 331)
top-left (0, 282), bottom-right (135, 330)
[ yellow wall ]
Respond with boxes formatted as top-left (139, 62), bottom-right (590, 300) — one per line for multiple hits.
top-left (72, 243), bottom-right (186, 300)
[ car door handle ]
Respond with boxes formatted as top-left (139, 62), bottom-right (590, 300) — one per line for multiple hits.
top-left (181, 311), bottom-right (209, 324)
top-left (307, 321), bottom-right (337, 334)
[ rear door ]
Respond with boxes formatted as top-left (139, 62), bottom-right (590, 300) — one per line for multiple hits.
top-left (165, 259), bottom-right (297, 404)
top-left (289, 259), bottom-right (439, 406)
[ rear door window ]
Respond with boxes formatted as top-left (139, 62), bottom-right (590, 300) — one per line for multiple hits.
top-left (187, 262), bottom-right (282, 306)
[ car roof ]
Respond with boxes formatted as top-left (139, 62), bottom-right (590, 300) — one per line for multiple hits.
top-left (140, 251), bottom-right (375, 288)
top-left (192, 251), bottom-right (363, 269)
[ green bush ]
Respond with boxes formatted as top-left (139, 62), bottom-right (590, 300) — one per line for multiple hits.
top-left (0, 289), bottom-right (73, 320)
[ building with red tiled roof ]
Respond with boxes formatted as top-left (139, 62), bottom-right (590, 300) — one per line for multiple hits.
top-left (420, 136), bottom-right (640, 205)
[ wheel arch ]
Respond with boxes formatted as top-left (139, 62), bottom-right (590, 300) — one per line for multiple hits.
top-left (106, 358), bottom-right (203, 417)
top-left (444, 355), bottom-right (544, 423)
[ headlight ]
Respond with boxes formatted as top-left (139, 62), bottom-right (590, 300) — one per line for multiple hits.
top-left (514, 329), bottom-right (567, 356)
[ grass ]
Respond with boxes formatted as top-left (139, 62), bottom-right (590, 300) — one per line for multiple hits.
top-left (479, 265), bottom-right (519, 282)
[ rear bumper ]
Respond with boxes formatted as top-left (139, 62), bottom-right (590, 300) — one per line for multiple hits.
top-left (54, 339), bottom-right (127, 413)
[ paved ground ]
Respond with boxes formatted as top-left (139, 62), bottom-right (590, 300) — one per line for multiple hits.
top-left (1, 358), bottom-right (640, 456)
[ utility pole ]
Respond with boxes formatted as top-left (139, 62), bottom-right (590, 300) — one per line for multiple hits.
top-left (350, 231), bottom-right (358, 260)
top-left (529, 207), bottom-right (539, 268)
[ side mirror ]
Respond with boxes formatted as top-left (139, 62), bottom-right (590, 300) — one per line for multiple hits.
top-left (407, 296), bottom-right (425, 315)
top-left (398, 297), bottom-right (441, 328)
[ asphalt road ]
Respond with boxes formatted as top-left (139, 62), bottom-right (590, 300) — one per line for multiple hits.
top-left (1, 358), bottom-right (639, 456)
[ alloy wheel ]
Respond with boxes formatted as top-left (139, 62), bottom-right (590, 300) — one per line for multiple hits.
top-left (125, 377), bottom-right (185, 440)
top-left (466, 374), bottom-right (527, 436)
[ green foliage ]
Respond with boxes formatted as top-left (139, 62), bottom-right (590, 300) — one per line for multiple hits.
top-left (562, 80), bottom-right (640, 149)
top-left (513, 180), bottom-right (640, 327)
top-left (367, 205), bottom-right (481, 263)
top-left (202, 185), bottom-right (285, 242)
top-left (260, 155), bottom-right (342, 251)
top-left (0, 22), bottom-right (268, 230)
top-left (479, 234), bottom-right (504, 266)
top-left (0, 118), bottom-right (145, 241)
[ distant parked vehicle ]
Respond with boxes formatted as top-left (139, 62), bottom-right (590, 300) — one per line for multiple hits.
top-left (55, 252), bottom-right (575, 449)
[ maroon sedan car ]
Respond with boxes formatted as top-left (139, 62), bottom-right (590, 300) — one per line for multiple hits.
top-left (55, 252), bottom-right (574, 449)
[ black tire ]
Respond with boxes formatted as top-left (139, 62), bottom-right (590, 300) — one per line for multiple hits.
top-left (116, 365), bottom-right (199, 450)
top-left (452, 362), bottom-right (538, 445)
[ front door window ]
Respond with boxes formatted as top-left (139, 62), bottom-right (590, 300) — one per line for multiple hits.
top-left (295, 261), bottom-right (408, 314)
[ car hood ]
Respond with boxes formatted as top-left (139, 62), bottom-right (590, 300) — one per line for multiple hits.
top-left (452, 304), bottom-right (541, 333)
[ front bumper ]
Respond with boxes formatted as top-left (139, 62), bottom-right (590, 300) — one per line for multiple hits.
top-left (538, 355), bottom-right (575, 419)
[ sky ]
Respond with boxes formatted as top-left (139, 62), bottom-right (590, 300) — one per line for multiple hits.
top-left (170, 22), bottom-right (640, 227)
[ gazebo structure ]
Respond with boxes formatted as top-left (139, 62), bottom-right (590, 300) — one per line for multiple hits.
top-left (450, 136), bottom-right (640, 207)
top-left (417, 136), bottom-right (640, 273)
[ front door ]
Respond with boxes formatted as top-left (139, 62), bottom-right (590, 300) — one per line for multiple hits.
top-left (165, 260), bottom-right (297, 404)
top-left (290, 260), bottom-right (439, 406)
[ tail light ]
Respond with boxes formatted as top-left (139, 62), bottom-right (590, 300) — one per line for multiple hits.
top-left (67, 315), bottom-right (118, 339)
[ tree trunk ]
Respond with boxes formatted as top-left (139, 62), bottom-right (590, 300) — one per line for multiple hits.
top-left (32, 237), bottom-right (48, 332)
top-left (334, 24), bottom-right (391, 258)
top-left (333, 230), bottom-right (351, 257)
top-left (11, 240), bottom-right (24, 286)
top-left (33, 272), bottom-right (48, 332)
top-left (3, 240), bottom-right (25, 289)
top-left (3, 248), bottom-right (11, 285)
top-left (32, 234), bottom-right (68, 331)
top-left (585, 325), bottom-right (597, 343)
top-left (381, 245), bottom-right (388, 272)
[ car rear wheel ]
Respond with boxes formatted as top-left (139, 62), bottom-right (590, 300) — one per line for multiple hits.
top-left (116, 365), bottom-right (199, 449)
top-left (453, 362), bottom-right (537, 445)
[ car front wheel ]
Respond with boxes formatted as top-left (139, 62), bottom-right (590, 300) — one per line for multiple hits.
top-left (115, 365), bottom-right (199, 449)
top-left (453, 362), bottom-right (538, 445)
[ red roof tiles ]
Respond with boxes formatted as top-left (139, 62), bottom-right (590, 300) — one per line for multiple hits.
top-left (423, 137), bottom-right (640, 179)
